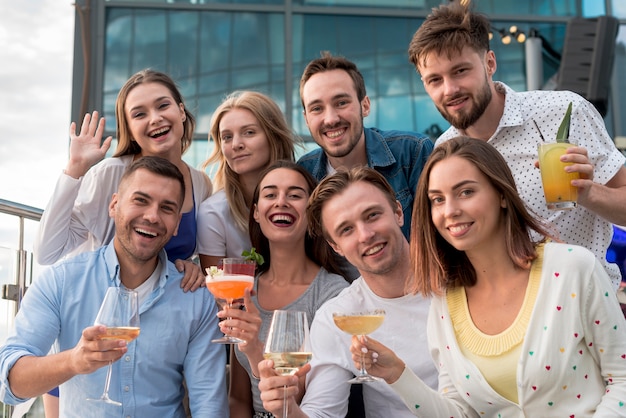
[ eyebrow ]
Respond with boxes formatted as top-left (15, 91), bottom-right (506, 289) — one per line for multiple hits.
top-left (428, 179), bottom-right (478, 194)
top-left (305, 92), bottom-right (352, 108)
top-left (128, 96), bottom-right (171, 114)
top-left (261, 184), bottom-right (308, 194)
top-left (132, 191), bottom-right (180, 208)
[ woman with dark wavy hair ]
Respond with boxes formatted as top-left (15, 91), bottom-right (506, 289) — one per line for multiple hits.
top-left (220, 160), bottom-right (347, 418)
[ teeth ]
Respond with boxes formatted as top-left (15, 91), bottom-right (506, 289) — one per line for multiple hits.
top-left (150, 127), bottom-right (169, 137)
top-left (448, 224), bottom-right (469, 234)
top-left (135, 228), bottom-right (157, 237)
top-left (364, 244), bottom-right (384, 256)
top-left (270, 214), bottom-right (294, 224)
top-left (326, 129), bottom-right (345, 139)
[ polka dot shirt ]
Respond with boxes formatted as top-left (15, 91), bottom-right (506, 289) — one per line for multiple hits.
top-left (437, 82), bottom-right (625, 288)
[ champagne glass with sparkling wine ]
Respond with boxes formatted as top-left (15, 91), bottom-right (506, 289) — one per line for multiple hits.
top-left (333, 309), bottom-right (385, 383)
top-left (264, 310), bottom-right (312, 418)
top-left (86, 287), bottom-right (140, 406)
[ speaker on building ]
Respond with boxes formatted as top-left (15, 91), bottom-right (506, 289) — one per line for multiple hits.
top-left (556, 16), bottom-right (619, 117)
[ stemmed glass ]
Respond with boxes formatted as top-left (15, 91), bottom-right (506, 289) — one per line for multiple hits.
top-left (333, 309), bottom-right (385, 383)
top-left (86, 287), bottom-right (140, 406)
top-left (205, 258), bottom-right (255, 344)
top-left (263, 310), bottom-right (312, 418)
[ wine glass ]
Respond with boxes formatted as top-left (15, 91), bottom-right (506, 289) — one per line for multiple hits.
top-left (332, 309), bottom-right (385, 383)
top-left (263, 310), bottom-right (311, 418)
top-left (205, 258), bottom-right (255, 344)
top-left (86, 287), bottom-right (140, 406)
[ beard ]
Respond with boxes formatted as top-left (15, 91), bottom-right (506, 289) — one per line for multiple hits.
top-left (437, 75), bottom-right (492, 130)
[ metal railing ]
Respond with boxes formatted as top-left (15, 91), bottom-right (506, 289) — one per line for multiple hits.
top-left (0, 199), bottom-right (43, 417)
top-left (0, 199), bottom-right (42, 313)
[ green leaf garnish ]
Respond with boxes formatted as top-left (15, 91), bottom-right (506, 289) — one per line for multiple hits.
top-left (556, 102), bottom-right (572, 143)
top-left (242, 247), bottom-right (265, 266)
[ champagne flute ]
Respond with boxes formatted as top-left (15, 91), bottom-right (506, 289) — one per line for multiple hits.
top-left (263, 310), bottom-right (312, 418)
top-left (86, 287), bottom-right (140, 406)
top-left (205, 258), bottom-right (255, 344)
top-left (333, 309), bottom-right (385, 383)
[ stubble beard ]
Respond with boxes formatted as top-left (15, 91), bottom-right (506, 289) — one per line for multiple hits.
top-left (438, 75), bottom-right (492, 131)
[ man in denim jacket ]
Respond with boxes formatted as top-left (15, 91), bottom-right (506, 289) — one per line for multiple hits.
top-left (297, 52), bottom-right (433, 240)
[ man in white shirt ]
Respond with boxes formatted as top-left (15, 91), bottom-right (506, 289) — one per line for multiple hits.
top-left (257, 167), bottom-right (437, 418)
top-left (408, 1), bottom-right (626, 288)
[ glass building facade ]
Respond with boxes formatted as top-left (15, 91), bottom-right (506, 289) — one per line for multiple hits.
top-left (72, 0), bottom-right (626, 168)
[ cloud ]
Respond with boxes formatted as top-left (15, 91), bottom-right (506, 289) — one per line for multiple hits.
top-left (0, 1), bottom-right (75, 208)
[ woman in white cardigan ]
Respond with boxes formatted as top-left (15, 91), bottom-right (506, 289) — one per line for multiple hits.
top-left (350, 136), bottom-right (626, 417)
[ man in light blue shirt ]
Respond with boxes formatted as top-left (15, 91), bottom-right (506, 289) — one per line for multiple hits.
top-left (296, 52), bottom-right (433, 240)
top-left (0, 156), bottom-right (228, 417)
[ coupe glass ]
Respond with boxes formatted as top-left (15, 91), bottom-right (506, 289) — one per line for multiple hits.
top-left (205, 258), bottom-right (255, 344)
top-left (333, 309), bottom-right (385, 383)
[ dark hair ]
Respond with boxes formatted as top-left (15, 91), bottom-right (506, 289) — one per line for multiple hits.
top-left (307, 166), bottom-right (397, 244)
top-left (249, 160), bottom-right (341, 275)
top-left (120, 156), bottom-right (185, 207)
top-left (114, 69), bottom-right (195, 157)
top-left (408, 136), bottom-right (553, 296)
top-left (408, 1), bottom-right (491, 70)
top-left (300, 51), bottom-right (367, 108)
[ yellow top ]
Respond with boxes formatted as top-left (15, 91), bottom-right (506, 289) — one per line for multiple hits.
top-left (446, 246), bottom-right (544, 403)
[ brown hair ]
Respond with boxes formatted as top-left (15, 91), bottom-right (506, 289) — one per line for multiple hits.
top-left (408, 1), bottom-right (491, 70)
top-left (408, 136), bottom-right (553, 296)
top-left (249, 160), bottom-right (341, 275)
top-left (307, 166), bottom-right (397, 244)
top-left (120, 156), bottom-right (185, 208)
top-left (299, 51), bottom-right (367, 109)
top-left (113, 69), bottom-right (195, 157)
top-left (202, 91), bottom-right (301, 231)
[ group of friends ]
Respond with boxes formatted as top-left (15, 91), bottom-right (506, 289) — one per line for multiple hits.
top-left (2, 1), bottom-right (626, 417)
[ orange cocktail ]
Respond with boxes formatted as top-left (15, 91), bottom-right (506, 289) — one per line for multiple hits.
top-left (538, 143), bottom-right (580, 210)
top-left (206, 258), bottom-right (256, 344)
top-left (206, 274), bottom-right (254, 300)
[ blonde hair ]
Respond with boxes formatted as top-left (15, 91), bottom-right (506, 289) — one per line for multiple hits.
top-left (202, 91), bottom-right (301, 230)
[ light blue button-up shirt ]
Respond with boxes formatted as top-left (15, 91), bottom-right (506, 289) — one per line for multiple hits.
top-left (297, 127), bottom-right (434, 239)
top-left (0, 244), bottom-right (227, 417)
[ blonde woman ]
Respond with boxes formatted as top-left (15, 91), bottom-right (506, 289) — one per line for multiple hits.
top-left (198, 91), bottom-right (301, 271)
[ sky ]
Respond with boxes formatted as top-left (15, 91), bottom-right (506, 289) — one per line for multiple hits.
top-left (0, 1), bottom-right (74, 210)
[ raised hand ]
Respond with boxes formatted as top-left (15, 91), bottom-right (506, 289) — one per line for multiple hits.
top-left (65, 111), bottom-right (113, 179)
top-left (70, 325), bottom-right (127, 376)
top-left (349, 335), bottom-right (405, 384)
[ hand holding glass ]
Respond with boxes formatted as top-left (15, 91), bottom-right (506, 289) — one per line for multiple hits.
top-left (205, 258), bottom-right (255, 344)
top-left (86, 287), bottom-right (140, 406)
top-left (538, 143), bottom-right (580, 210)
top-left (333, 309), bottom-right (385, 383)
top-left (263, 310), bottom-right (312, 418)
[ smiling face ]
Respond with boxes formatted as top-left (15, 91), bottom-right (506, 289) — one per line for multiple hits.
top-left (301, 69), bottom-right (370, 159)
top-left (419, 47), bottom-right (495, 130)
top-left (219, 107), bottom-right (271, 180)
top-left (427, 156), bottom-right (506, 256)
top-left (253, 168), bottom-right (310, 244)
top-left (321, 181), bottom-right (405, 278)
top-left (124, 82), bottom-right (186, 159)
top-left (109, 168), bottom-right (183, 264)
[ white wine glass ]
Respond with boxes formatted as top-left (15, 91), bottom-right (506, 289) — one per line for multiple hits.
top-left (263, 310), bottom-right (311, 418)
top-left (86, 287), bottom-right (140, 406)
top-left (333, 309), bottom-right (385, 383)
